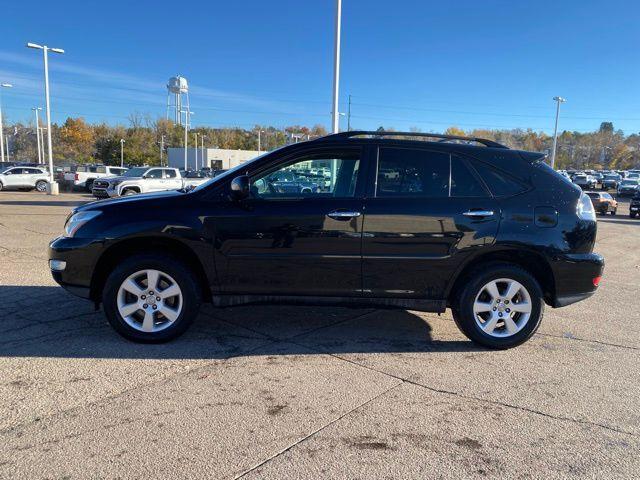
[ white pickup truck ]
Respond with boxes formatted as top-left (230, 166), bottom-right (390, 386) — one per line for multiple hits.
top-left (64, 165), bottom-right (128, 192)
top-left (91, 166), bottom-right (208, 198)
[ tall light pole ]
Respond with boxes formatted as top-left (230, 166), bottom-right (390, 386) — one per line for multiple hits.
top-left (201, 135), bottom-right (206, 169)
top-left (27, 42), bottom-right (64, 195)
top-left (159, 135), bottom-right (165, 166)
top-left (331, 0), bottom-right (342, 134)
top-left (0, 83), bottom-right (12, 163)
top-left (181, 110), bottom-right (194, 170)
top-left (347, 94), bottom-right (352, 131)
top-left (257, 129), bottom-right (265, 152)
top-left (550, 96), bottom-right (566, 170)
top-left (32, 107), bottom-right (43, 164)
top-left (194, 132), bottom-right (199, 170)
top-left (120, 139), bottom-right (125, 167)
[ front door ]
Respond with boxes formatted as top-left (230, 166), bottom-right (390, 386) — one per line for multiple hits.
top-left (4, 168), bottom-right (26, 187)
top-left (144, 169), bottom-right (165, 191)
top-left (362, 146), bottom-right (499, 300)
top-left (212, 147), bottom-right (366, 296)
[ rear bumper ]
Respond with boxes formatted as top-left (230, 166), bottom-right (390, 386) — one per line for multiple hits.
top-left (549, 252), bottom-right (604, 308)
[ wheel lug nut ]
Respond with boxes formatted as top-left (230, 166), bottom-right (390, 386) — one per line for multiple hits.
top-left (506, 308), bottom-right (510, 313)
top-left (152, 305), bottom-right (157, 310)
top-left (141, 295), bottom-right (146, 300)
top-left (498, 312), bottom-right (503, 317)
top-left (149, 291), bottom-right (154, 295)
top-left (492, 307), bottom-right (497, 311)
top-left (505, 300), bottom-right (509, 304)
top-left (143, 304), bottom-right (148, 309)
top-left (156, 297), bottom-right (161, 301)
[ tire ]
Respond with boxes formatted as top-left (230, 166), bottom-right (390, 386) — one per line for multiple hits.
top-left (85, 179), bottom-right (94, 192)
top-left (631, 213), bottom-right (637, 219)
top-left (35, 180), bottom-right (47, 193)
top-left (451, 263), bottom-right (544, 349)
top-left (102, 254), bottom-right (202, 343)
top-left (0, 181), bottom-right (3, 191)
top-left (610, 208), bottom-right (616, 216)
top-left (122, 188), bottom-right (137, 196)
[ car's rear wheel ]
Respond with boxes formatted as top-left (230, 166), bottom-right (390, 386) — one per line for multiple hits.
top-left (102, 254), bottom-right (201, 342)
top-left (35, 180), bottom-right (47, 192)
top-left (610, 208), bottom-right (616, 216)
top-left (452, 263), bottom-right (544, 349)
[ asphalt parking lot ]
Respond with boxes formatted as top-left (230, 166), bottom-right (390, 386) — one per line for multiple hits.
top-left (0, 191), bottom-right (638, 479)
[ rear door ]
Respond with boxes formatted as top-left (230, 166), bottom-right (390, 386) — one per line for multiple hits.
top-left (361, 146), bottom-right (499, 301)
top-left (163, 169), bottom-right (183, 190)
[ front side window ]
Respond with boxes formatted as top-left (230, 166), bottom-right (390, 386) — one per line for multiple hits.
top-left (7, 168), bottom-right (24, 175)
top-left (376, 148), bottom-right (449, 198)
top-left (251, 151), bottom-right (360, 199)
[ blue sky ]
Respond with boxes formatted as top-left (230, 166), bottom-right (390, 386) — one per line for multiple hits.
top-left (1, 0), bottom-right (639, 134)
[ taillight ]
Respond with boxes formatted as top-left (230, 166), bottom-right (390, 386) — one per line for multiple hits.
top-left (74, 173), bottom-right (79, 181)
top-left (593, 276), bottom-right (602, 287)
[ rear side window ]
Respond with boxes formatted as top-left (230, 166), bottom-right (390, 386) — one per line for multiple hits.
top-left (472, 161), bottom-right (527, 197)
top-left (450, 156), bottom-right (487, 197)
top-left (146, 169), bottom-right (163, 179)
top-left (97, 166), bottom-right (107, 174)
top-left (164, 169), bottom-right (177, 178)
top-left (376, 148), bottom-right (449, 197)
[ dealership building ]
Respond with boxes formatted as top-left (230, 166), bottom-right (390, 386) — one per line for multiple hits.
top-left (167, 148), bottom-right (263, 171)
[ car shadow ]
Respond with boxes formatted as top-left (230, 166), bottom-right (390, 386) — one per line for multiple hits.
top-left (0, 286), bottom-right (481, 360)
top-left (598, 217), bottom-right (640, 226)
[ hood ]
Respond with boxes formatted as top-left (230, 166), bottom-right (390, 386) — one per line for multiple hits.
top-left (74, 189), bottom-right (185, 213)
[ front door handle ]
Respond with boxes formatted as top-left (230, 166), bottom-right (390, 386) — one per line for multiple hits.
top-left (327, 210), bottom-right (362, 220)
top-left (462, 210), bottom-right (494, 218)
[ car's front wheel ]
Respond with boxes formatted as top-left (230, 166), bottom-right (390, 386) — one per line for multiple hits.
top-left (452, 263), bottom-right (544, 349)
top-left (102, 254), bottom-right (201, 342)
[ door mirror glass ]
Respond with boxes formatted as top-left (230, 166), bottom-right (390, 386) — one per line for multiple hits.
top-left (230, 175), bottom-right (250, 200)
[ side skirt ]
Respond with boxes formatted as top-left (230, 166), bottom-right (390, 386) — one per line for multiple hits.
top-left (210, 294), bottom-right (447, 313)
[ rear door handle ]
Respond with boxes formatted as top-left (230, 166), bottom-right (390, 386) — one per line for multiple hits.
top-left (462, 210), bottom-right (494, 217)
top-left (327, 210), bottom-right (362, 220)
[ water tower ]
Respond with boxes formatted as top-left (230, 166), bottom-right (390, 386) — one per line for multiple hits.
top-left (166, 75), bottom-right (190, 125)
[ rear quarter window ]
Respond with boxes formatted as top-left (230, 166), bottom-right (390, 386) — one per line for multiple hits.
top-left (472, 161), bottom-right (528, 197)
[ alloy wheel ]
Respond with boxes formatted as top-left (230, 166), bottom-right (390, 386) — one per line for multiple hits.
top-left (473, 278), bottom-right (532, 338)
top-left (116, 269), bottom-right (183, 333)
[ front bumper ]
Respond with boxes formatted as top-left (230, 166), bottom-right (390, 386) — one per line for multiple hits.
top-left (49, 236), bottom-right (105, 300)
top-left (549, 252), bottom-right (604, 308)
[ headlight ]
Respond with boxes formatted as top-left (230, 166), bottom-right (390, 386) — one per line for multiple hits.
top-left (64, 210), bottom-right (102, 237)
top-left (110, 180), bottom-right (123, 187)
top-left (576, 192), bottom-right (596, 221)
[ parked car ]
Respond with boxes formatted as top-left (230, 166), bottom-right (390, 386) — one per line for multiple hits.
top-left (0, 166), bottom-right (49, 192)
top-left (64, 165), bottom-right (128, 192)
top-left (49, 130), bottom-right (604, 349)
top-left (91, 166), bottom-right (206, 198)
top-left (629, 192), bottom-right (640, 218)
top-left (617, 179), bottom-right (640, 197)
top-left (572, 174), bottom-right (597, 190)
top-left (585, 191), bottom-right (617, 215)
top-left (601, 173), bottom-right (621, 190)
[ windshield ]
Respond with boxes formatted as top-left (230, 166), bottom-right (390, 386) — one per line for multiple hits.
top-left (192, 150), bottom-right (274, 192)
top-left (123, 167), bottom-right (149, 177)
top-left (621, 180), bottom-right (638, 186)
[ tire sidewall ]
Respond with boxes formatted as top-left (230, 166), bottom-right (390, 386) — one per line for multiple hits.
top-left (102, 254), bottom-right (201, 343)
top-left (454, 264), bottom-right (544, 349)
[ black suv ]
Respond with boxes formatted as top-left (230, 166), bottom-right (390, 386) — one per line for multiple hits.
top-left (49, 131), bottom-right (604, 349)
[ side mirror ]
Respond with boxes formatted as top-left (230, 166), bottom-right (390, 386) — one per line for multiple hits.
top-left (230, 175), bottom-right (250, 201)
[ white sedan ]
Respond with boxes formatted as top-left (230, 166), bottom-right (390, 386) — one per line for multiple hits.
top-left (0, 166), bottom-right (50, 192)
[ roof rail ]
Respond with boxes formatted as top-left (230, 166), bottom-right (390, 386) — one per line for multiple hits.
top-left (318, 130), bottom-right (508, 149)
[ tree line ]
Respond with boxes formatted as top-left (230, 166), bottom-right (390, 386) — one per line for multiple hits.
top-left (4, 115), bottom-right (639, 170)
